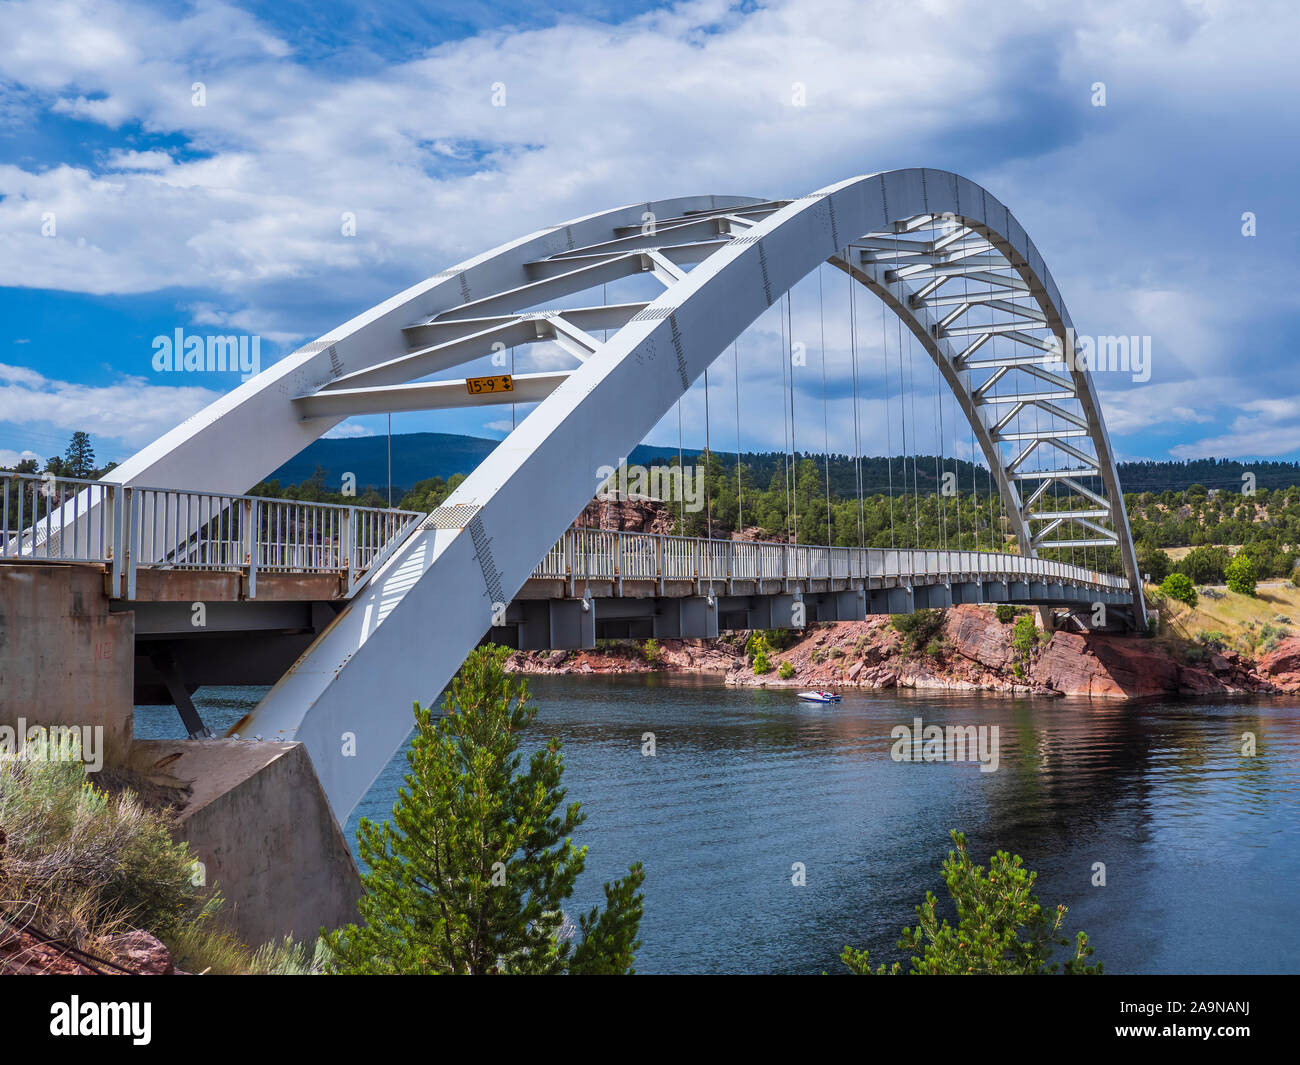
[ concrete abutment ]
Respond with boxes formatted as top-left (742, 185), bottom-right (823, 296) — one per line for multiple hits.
top-left (0, 561), bottom-right (360, 948)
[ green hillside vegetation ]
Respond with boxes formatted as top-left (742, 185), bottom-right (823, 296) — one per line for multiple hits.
top-left (12, 433), bottom-right (1299, 584)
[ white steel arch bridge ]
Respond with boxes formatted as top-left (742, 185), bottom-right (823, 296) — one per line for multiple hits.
top-left (41, 168), bottom-right (1146, 822)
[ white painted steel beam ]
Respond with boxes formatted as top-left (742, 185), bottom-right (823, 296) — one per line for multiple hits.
top-left (295, 372), bottom-right (571, 417)
top-left (106, 170), bottom-right (1144, 823)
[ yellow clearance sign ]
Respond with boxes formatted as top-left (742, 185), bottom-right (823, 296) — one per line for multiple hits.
top-left (465, 374), bottom-right (514, 396)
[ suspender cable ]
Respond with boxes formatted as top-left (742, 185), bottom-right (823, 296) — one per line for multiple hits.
top-left (933, 342), bottom-right (946, 552)
top-left (894, 286), bottom-right (910, 546)
top-left (704, 365), bottom-right (712, 539)
top-left (818, 264), bottom-right (831, 546)
top-left (906, 322), bottom-right (921, 548)
top-left (734, 340), bottom-right (743, 534)
top-left (787, 290), bottom-right (798, 542)
top-left (883, 278), bottom-right (896, 550)
top-left (849, 264), bottom-right (864, 547)
top-left (952, 384), bottom-right (962, 548)
top-left (970, 411), bottom-right (978, 552)
top-left (677, 399), bottom-right (684, 531)
top-left (779, 299), bottom-right (793, 543)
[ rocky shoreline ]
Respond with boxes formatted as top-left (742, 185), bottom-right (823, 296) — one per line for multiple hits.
top-left (505, 604), bottom-right (1300, 699)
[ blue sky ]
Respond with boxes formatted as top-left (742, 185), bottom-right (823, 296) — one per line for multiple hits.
top-left (1, 0), bottom-right (1297, 473)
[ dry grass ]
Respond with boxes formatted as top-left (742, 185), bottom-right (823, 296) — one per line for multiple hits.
top-left (1162, 544), bottom-right (1244, 562)
top-left (0, 753), bottom-right (196, 946)
top-left (1152, 581), bottom-right (1299, 656)
top-left (0, 750), bottom-right (322, 975)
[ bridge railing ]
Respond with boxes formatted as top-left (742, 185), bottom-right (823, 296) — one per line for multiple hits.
top-left (0, 472), bottom-right (421, 598)
top-left (3, 472), bottom-right (1130, 598)
top-left (1, 472), bottom-right (118, 563)
top-left (536, 527), bottom-right (1129, 592)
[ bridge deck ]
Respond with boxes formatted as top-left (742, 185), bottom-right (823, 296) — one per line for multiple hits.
top-left (4, 473), bottom-right (1134, 659)
top-left (4, 473), bottom-right (1127, 602)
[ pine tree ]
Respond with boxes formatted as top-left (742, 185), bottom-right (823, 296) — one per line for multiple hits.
top-left (325, 645), bottom-right (644, 974)
top-left (841, 830), bottom-right (1101, 975)
top-left (63, 431), bottom-right (96, 478)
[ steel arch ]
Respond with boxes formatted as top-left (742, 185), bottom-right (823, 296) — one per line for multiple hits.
top-left (110, 169), bottom-right (1144, 820)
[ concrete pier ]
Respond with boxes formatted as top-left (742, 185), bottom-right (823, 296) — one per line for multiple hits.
top-left (0, 561), bottom-right (360, 948)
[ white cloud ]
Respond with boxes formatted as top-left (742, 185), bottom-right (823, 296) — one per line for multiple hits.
top-left (0, 0), bottom-right (1296, 462)
top-left (322, 421), bottom-right (375, 439)
top-left (0, 360), bottom-right (222, 447)
top-left (1170, 397), bottom-right (1300, 460)
top-left (103, 149), bottom-right (174, 172)
top-left (0, 447), bottom-right (40, 467)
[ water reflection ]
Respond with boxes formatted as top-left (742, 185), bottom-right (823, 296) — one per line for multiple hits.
top-left (135, 678), bottom-right (1300, 974)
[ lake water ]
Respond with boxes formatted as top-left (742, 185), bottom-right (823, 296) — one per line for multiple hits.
top-left (136, 677), bottom-right (1300, 974)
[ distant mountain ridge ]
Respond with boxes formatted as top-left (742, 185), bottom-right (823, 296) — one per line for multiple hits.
top-left (267, 431), bottom-right (1300, 497)
top-left (267, 431), bottom-right (707, 495)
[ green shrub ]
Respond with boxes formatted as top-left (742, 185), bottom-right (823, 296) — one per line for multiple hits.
top-left (1159, 572), bottom-right (1198, 607)
top-left (641, 638), bottom-right (660, 665)
top-left (1012, 614), bottom-right (1039, 660)
top-left (995, 604), bottom-right (1016, 624)
top-left (1291, 566), bottom-right (1300, 589)
top-left (0, 751), bottom-right (197, 943)
top-left (753, 648), bottom-right (772, 675)
top-left (777, 661), bottom-right (795, 680)
top-left (841, 831), bottom-right (1099, 975)
top-left (1195, 630), bottom-right (1229, 651)
top-left (829, 647), bottom-right (845, 659)
top-left (1226, 554), bottom-right (1258, 597)
top-left (1174, 545), bottom-right (1229, 585)
top-left (1136, 543), bottom-right (1173, 584)
top-left (764, 628), bottom-right (799, 650)
top-left (0, 742), bottom-right (315, 975)
top-left (892, 609), bottom-right (945, 654)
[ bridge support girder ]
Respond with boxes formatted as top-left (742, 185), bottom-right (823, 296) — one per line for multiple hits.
top-left (983, 580), bottom-right (1009, 601)
top-left (881, 586), bottom-right (914, 614)
top-left (507, 598), bottom-right (597, 650)
top-left (832, 587), bottom-right (868, 622)
top-left (674, 595), bottom-right (720, 640)
top-left (915, 584), bottom-right (953, 609)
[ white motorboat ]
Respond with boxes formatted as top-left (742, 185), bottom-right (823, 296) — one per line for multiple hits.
top-left (796, 690), bottom-right (842, 703)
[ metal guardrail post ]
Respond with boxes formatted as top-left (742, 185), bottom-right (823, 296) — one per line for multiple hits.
top-left (123, 486), bottom-right (137, 600)
top-left (342, 506), bottom-right (355, 593)
top-left (107, 485), bottom-right (123, 597)
top-left (566, 528), bottom-right (576, 597)
top-left (245, 497), bottom-right (259, 598)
